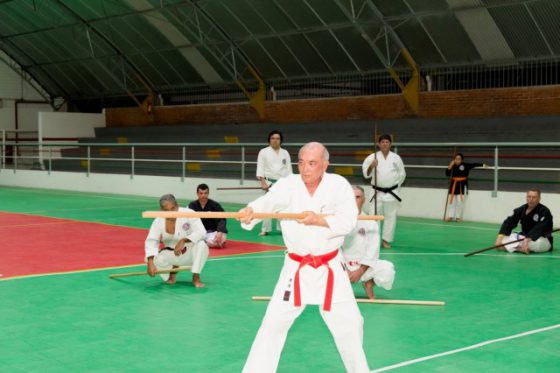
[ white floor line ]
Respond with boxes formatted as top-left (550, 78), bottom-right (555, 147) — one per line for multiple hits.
top-left (3, 187), bottom-right (156, 203)
top-left (382, 252), bottom-right (464, 256)
top-left (381, 252), bottom-right (559, 259)
top-left (370, 323), bottom-right (560, 372)
top-left (209, 254), bottom-right (284, 262)
top-left (26, 203), bottom-right (154, 214)
top-left (402, 220), bottom-right (496, 231)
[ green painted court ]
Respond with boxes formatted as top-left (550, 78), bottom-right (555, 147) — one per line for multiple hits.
top-left (1, 186), bottom-right (558, 372)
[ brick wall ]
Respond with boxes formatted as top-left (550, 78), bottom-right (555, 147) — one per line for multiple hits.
top-left (105, 86), bottom-right (560, 127)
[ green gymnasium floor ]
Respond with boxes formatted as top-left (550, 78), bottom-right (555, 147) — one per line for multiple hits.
top-left (0, 186), bottom-right (558, 372)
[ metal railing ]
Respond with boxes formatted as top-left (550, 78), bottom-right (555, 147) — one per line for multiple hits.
top-left (163, 59), bottom-right (560, 105)
top-left (1, 141), bottom-right (559, 195)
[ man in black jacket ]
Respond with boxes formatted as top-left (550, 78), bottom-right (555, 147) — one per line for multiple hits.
top-left (495, 189), bottom-right (553, 254)
top-left (188, 184), bottom-right (228, 248)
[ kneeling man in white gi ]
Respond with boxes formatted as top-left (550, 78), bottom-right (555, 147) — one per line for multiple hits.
top-left (342, 186), bottom-right (395, 299)
top-left (145, 194), bottom-right (209, 288)
top-left (239, 142), bottom-right (369, 373)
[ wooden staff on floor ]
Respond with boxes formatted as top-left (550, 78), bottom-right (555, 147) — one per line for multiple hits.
top-left (109, 266), bottom-right (192, 279)
top-left (442, 147), bottom-right (457, 221)
top-left (464, 228), bottom-right (560, 257)
top-left (251, 296), bottom-right (444, 306)
top-left (142, 211), bottom-right (384, 220)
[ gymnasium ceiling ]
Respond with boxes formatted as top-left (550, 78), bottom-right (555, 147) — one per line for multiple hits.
top-left (1, 0), bottom-right (560, 104)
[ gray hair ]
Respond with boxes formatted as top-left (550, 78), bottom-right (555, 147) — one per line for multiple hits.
top-left (299, 142), bottom-right (330, 161)
top-left (159, 194), bottom-right (177, 208)
top-left (352, 185), bottom-right (365, 195)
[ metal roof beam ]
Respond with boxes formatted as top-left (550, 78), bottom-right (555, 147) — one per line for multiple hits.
top-left (270, 0), bottom-right (334, 74)
top-left (52, 0), bottom-right (157, 96)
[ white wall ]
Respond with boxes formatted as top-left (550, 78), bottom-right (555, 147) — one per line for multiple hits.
top-left (1, 169), bottom-right (558, 225)
top-left (38, 112), bottom-right (105, 139)
top-left (0, 57), bottom-right (52, 132)
top-left (37, 112), bottom-right (105, 163)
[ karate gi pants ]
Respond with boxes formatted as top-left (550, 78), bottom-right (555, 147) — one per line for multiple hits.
top-left (242, 298), bottom-right (369, 373)
top-left (350, 260), bottom-right (395, 290)
top-left (205, 231), bottom-right (227, 248)
top-left (369, 194), bottom-right (399, 243)
top-left (446, 195), bottom-right (465, 220)
top-left (260, 218), bottom-right (281, 234)
top-left (153, 241), bottom-right (209, 281)
top-left (502, 234), bottom-right (551, 253)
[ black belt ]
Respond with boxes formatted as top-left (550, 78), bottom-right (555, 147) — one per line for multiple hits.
top-left (372, 184), bottom-right (402, 202)
top-left (161, 246), bottom-right (187, 254)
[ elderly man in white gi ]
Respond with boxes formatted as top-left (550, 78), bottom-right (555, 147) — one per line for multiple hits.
top-left (362, 134), bottom-right (406, 249)
top-left (240, 142), bottom-right (369, 373)
top-left (343, 186), bottom-right (395, 300)
top-left (145, 194), bottom-right (209, 288)
top-left (255, 130), bottom-right (293, 236)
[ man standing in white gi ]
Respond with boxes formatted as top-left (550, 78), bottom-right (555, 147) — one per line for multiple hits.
top-left (362, 134), bottom-right (406, 249)
top-left (342, 186), bottom-right (395, 299)
top-left (239, 142), bottom-right (369, 373)
top-left (255, 130), bottom-right (293, 236)
top-left (145, 194), bottom-right (209, 288)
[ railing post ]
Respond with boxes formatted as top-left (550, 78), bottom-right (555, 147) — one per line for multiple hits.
top-left (87, 146), bottom-right (91, 177)
top-left (1, 129), bottom-right (4, 169)
top-left (241, 146), bottom-right (245, 185)
top-left (181, 146), bottom-right (186, 182)
top-left (492, 146), bottom-right (499, 197)
top-left (131, 146), bottom-right (135, 179)
top-left (48, 147), bottom-right (52, 175)
top-left (13, 145), bottom-right (17, 173)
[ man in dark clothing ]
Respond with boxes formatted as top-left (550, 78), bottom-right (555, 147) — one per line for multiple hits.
top-left (495, 189), bottom-right (553, 254)
top-left (188, 183), bottom-right (228, 248)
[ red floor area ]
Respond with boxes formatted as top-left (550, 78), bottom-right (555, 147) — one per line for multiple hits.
top-left (0, 212), bottom-right (283, 279)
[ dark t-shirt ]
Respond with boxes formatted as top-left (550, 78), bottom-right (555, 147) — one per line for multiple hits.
top-left (445, 162), bottom-right (483, 194)
top-left (188, 199), bottom-right (228, 233)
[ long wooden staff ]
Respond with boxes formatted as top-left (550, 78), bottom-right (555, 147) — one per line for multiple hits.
top-left (373, 123), bottom-right (378, 215)
top-left (251, 296), bottom-right (444, 306)
top-left (442, 147), bottom-right (457, 221)
top-left (143, 211), bottom-right (384, 220)
top-left (109, 266), bottom-right (192, 279)
top-left (464, 228), bottom-right (559, 257)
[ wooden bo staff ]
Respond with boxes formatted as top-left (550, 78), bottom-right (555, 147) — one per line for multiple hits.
top-left (251, 296), bottom-right (444, 306)
top-left (464, 227), bottom-right (560, 257)
top-left (443, 146), bottom-right (457, 221)
top-left (142, 211), bottom-right (384, 220)
top-left (373, 123), bottom-right (378, 215)
top-left (109, 266), bottom-right (192, 279)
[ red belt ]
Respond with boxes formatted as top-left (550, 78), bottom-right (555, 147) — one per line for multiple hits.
top-left (288, 249), bottom-right (338, 311)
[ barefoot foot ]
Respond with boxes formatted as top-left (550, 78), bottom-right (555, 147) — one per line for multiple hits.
top-left (362, 280), bottom-right (375, 300)
top-left (192, 273), bottom-right (205, 288)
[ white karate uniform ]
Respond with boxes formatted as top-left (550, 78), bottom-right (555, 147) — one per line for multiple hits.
top-left (362, 150), bottom-right (406, 243)
top-left (502, 233), bottom-right (552, 253)
top-left (342, 215), bottom-right (395, 290)
top-left (241, 173), bottom-right (369, 373)
top-left (205, 231), bottom-right (227, 248)
top-left (447, 194), bottom-right (466, 220)
top-left (144, 208), bottom-right (209, 281)
top-left (256, 146), bottom-right (293, 234)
